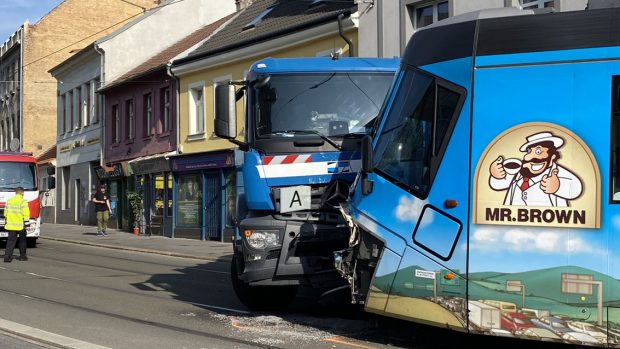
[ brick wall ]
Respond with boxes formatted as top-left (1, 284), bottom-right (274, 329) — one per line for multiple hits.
top-left (21, 0), bottom-right (158, 156)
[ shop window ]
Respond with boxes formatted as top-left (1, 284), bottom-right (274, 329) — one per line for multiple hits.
top-left (176, 174), bottom-right (202, 227)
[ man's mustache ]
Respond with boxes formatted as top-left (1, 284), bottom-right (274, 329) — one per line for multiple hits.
top-left (523, 157), bottom-right (550, 165)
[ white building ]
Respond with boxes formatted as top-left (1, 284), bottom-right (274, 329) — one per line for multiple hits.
top-left (357, 0), bottom-right (589, 58)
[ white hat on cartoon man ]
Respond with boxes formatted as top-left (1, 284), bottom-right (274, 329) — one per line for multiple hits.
top-left (519, 132), bottom-right (564, 152)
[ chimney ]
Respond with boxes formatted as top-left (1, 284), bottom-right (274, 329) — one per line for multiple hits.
top-left (236, 0), bottom-right (252, 11)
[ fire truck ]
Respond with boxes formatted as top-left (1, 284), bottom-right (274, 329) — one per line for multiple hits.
top-left (0, 152), bottom-right (42, 247)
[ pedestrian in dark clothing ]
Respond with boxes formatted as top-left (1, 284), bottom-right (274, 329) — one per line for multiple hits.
top-left (4, 187), bottom-right (30, 262)
top-left (92, 185), bottom-right (112, 236)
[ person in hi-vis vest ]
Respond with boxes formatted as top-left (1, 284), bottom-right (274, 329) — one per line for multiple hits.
top-left (4, 187), bottom-right (31, 262)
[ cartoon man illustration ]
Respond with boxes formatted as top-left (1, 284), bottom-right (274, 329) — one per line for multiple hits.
top-left (489, 131), bottom-right (583, 206)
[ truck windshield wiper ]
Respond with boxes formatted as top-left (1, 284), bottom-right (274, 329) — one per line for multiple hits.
top-left (270, 130), bottom-right (341, 150)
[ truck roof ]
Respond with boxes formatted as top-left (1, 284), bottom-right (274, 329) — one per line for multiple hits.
top-left (250, 57), bottom-right (400, 74)
top-left (0, 152), bottom-right (36, 163)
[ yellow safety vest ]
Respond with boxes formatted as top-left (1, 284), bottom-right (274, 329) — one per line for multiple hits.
top-left (5, 194), bottom-right (30, 231)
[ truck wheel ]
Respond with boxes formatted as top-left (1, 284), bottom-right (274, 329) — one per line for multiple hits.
top-left (27, 237), bottom-right (37, 248)
top-left (231, 256), bottom-right (298, 311)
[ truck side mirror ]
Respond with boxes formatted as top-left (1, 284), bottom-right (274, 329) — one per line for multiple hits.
top-left (361, 135), bottom-right (373, 173)
top-left (47, 176), bottom-right (56, 190)
top-left (361, 135), bottom-right (374, 195)
top-left (214, 83), bottom-right (237, 140)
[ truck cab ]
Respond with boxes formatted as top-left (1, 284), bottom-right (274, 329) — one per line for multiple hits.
top-left (214, 57), bottom-right (398, 309)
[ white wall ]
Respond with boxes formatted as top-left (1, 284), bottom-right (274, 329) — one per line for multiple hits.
top-left (97, 0), bottom-right (236, 86)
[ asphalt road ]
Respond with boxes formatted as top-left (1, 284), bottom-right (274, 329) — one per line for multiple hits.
top-left (0, 239), bottom-right (582, 349)
top-left (0, 239), bottom-right (414, 349)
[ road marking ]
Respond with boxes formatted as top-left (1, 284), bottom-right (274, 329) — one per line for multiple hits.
top-left (323, 336), bottom-right (378, 349)
top-left (189, 302), bottom-right (250, 315)
top-left (0, 317), bottom-right (111, 349)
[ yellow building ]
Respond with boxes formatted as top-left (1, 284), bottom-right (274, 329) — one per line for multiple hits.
top-left (0, 0), bottom-right (158, 155)
top-left (169, 0), bottom-right (359, 239)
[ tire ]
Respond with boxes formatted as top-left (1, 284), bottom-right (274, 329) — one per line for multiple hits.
top-left (27, 237), bottom-right (37, 248)
top-left (230, 255), bottom-right (298, 311)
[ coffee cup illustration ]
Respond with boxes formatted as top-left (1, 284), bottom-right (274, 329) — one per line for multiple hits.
top-left (502, 158), bottom-right (522, 175)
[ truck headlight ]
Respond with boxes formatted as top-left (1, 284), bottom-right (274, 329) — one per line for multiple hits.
top-left (244, 230), bottom-right (279, 249)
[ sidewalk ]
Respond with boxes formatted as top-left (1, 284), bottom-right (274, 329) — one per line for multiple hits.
top-left (38, 223), bottom-right (233, 262)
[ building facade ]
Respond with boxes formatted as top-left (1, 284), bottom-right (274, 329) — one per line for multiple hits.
top-left (49, 45), bottom-right (103, 225)
top-left (170, 0), bottom-right (359, 240)
top-left (357, 0), bottom-right (589, 57)
top-left (0, 0), bottom-right (158, 156)
top-left (95, 0), bottom-right (235, 231)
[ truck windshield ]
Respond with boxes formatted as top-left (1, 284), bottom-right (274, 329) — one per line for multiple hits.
top-left (254, 72), bottom-right (393, 138)
top-left (0, 162), bottom-right (37, 191)
top-left (373, 68), bottom-right (463, 197)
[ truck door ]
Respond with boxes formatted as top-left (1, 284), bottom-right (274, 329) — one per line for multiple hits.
top-left (373, 66), bottom-right (471, 329)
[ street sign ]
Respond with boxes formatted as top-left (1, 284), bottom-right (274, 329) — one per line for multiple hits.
top-left (415, 269), bottom-right (436, 280)
top-left (506, 280), bottom-right (523, 292)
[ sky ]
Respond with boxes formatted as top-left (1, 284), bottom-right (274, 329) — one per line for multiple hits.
top-left (0, 0), bottom-right (63, 42)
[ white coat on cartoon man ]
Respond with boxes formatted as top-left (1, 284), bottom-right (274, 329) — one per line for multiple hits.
top-left (489, 132), bottom-right (583, 207)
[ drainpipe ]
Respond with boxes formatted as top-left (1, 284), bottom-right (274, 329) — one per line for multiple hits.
top-left (166, 62), bottom-right (180, 157)
top-left (166, 62), bottom-right (179, 237)
top-left (19, 24), bottom-right (25, 152)
top-left (338, 14), bottom-right (355, 57)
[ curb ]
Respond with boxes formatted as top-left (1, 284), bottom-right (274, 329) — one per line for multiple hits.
top-left (0, 318), bottom-right (111, 349)
top-left (39, 236), bottom-right (233, 263)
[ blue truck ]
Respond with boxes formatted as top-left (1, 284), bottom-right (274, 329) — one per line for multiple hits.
top-left (336, 7), bottom-right (620, 347)
top-left (213, 57), bottom-right (398, 309)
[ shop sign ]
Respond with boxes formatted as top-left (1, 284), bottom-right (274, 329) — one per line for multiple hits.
top-left (172, 151), bottom-right (234, 171)
top-left (130, 156), bottom-right (171, 175)
top-left (94, 164), bottom-right (124, 180)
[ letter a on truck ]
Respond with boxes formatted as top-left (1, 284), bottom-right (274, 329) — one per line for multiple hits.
top-left (337, 7), bottom-right (620, 347)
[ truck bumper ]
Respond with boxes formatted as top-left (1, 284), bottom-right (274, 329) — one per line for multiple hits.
top-left (236, 214), bottom-right (349, 287)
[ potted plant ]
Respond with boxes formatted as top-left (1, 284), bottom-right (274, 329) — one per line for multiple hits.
top-left (127, 191), bottom-right (143, 236)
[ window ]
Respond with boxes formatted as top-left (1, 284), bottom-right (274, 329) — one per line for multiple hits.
top-left (85, 83), bottom-right (91, 126)
top-left (189, 83), bottom-right (205, 135)
top-left (611, 76), bottom-right (620, 202)
top-left (374, 68), bottom-right (464, 198)
top-left (93, 77), bottom-right (101, 124)
top-left (61, 94), bottom-right (67, 134)
top-left (125, 99), bottom-right (134, 140)
top-left (143, 93), bottom-right (152, 137)
top-left (410, 1), bottom-right (449, 30)
top-left (68, 91), bottom-right (74, 132)
top-left (242, 7), bottom-right (273, 30)
top-left (112, 104), bottom-right (120, 143)
top-left (161, 87), bottom-right (171, 133)
top-left (521, 0), bottom-right (555, 8)
top-left (75, 88), bottom-right (82, 128)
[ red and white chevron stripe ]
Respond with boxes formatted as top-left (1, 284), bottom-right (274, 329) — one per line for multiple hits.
top-left (263, 154), bottom-right (313, 165)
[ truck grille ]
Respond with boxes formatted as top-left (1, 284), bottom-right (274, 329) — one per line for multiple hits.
top-left (272, 180), bottom-right (349, 213)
